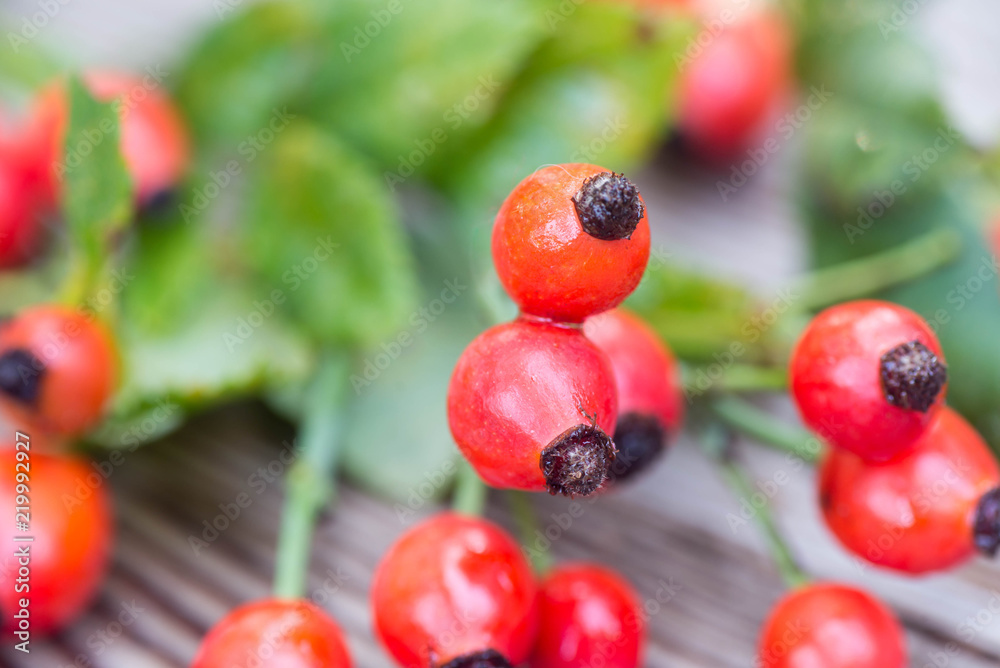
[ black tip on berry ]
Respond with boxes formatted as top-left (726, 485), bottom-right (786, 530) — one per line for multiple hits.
top-left (0, 349), bottom-right (44, 405)
top-left (540, 424), bottom-right (616, 497)
top-left (974, 487), bottom-right (1000, 557)
top-left (879, 340), bottom-right (947, 413)
top-left (140, 188), bottom-right (179, 219)
top-left (439, 649), bottom-right (513, 668)
top-left (609, 412), bottom-right (669, 483)
top-left (572, 171), bottom-right (645, 241)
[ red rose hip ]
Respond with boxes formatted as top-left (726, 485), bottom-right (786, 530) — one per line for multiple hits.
top-left (371, 513), bottom-right (538, 668)
top-left (584, 309), bottom-right (683, 481)
top-left (820, 407), bottom-right (1000, 574)
top-left (492, 164), bottom-right (651, 323)
top-left (448, 318), bottom-right (618, 496)
top-left (531, 563), bottom-right (645, 668)
top-left (0, 305), bottom-right (119, 435)
top-left (192, 598), bottom-right (352, 667)
top-left (0, 451), bottom-right (113, 635)
top-left (0, 153), bottom-right (43, 268)
top-left (676, 10), bottom-right (792, 163)
top-left (790, 300), bottom-right (947, 461)
top-left (759, 583), bottom-right (906, 668)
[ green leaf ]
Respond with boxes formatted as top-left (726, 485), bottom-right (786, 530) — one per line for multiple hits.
top-left (174, 1), bottom-right (320, 153)
top-left (93, 286), bottom-right (315, 448)
top-left (61, 77), bottom-right (134, 269)
top-left (246, 124), bottom-right (417, 346)
top-left (307, 0), bottom-right (551, 172)
top-left (626, 262), bottom-right (788, 365)
top-left (440, 3), bottom-right (694, 207)
top-left (341, 306), bottom-right (480, 502)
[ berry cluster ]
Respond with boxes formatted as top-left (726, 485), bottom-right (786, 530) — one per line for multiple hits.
top-left (192, 163), bottom-right (681, 668)
top-left (449, 163), bottom-right (682, 497)
top-left (789, 299), bottom-right (1000, 576)
top-left (371, 513), bottom-right (645, 668)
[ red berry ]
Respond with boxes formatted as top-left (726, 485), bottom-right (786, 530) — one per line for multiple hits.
top-left (192, 598), bottom-right (352, 668)
top-left (0, 305), bottom-right (119, 435)
top-left (584, 309), bottom-right (683, 481)
top-left (819, 407), bottom-right (1000, 574)
top-left (0, 451), bottom-right (113, 635)
top-left (0, 152), bottom-right (43, 268)
top-left (492, 164), bottom-right (651, 323)
top-left (26, 71), bottom-right (190, 207)
top-left (677, 10), bottom-right (792, 163)
top-left (371, 513), bottom-right (538, 668)
top-left (530, 563), bottom-right (645, 668)
top-left (448, 317), bottom-right (618, 496)
top-left (758, 583), bottom-right (906, 668)
top-left (789, 300), bottom-right (947, 461)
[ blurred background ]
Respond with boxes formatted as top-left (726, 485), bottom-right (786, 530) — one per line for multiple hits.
top-left (2, 0), bottom-right (1000, 666)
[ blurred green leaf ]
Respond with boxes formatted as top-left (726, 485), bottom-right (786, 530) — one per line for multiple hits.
top-left (307, 0), bottom-right (552, 172)
top-left (246, 123), bottom-right (417, 346)
top-left (341, 307), bottom-right (479, 503)
top-left (121, 219), bottom-right (215, 335)
top-left (95, 287), bottom-right (315, 448)
top-left (441, 4), bottom-right (693, 208)
top-left (174, 1), bottom-right (320, 153)
top-left (626, 262), bottom-right (789, 365)
top-left (62, 77), bottom-right (133, 267)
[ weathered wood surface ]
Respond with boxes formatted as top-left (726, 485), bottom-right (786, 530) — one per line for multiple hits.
top-left (3, 405), bottom-right (1000, 667)
top-left (2, 0), bottom-right (1000, 666)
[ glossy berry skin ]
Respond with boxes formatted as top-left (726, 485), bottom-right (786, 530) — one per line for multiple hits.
top-left (790, 300), bottom-right (946, 462)
top-left (0, 306), bottom-right (119, 435)
top-left (371, 513), bottom-right (538, 668)
top-left (492, 164), bottom-right (650, 323)
top-left (531, 563), bottom-right (644, 668)
top-left (677, 11), bottom-right (791, 163)
top-left (0, 451), bottom-right (113, 635)
top-left (759, 583), bottom-right (906, 668)
top-left (26, 71), bottom-right (190, 207)
top-left (584, 309), bottom-right (683, 480)
top-left (448, 318), bottom-right (618, 496)
top-left (820, 407), bottom-right (1000, 574)
top-left (192, 598), bottom-right (352, 668)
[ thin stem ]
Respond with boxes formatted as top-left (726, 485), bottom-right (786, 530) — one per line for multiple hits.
top-left (507, 491), bottom-right (553, 575)
top-left (712, 396), bottom-right (821, 463)
top-left (719, 458), bottom-right (810, 590)
top-left (452, 459), bottom-right (487, 517)
top-left (273, 351), bottom-right (352, 599)
top-left (795, 226), bottom-right (961, 310)
top-left (686, 363), bottom-right (788, 394)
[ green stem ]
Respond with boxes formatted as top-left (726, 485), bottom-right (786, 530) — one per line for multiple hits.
top-left (795, 226), bottom-right (961, 310)
top-left (686, 363), bottom-right (788, 394)
top-left (507, 491), bottom-right (553, 575)
top-left (712, 396), bottom-right (821, 463)
top-left (273, 351), bottom-right (352, 599)
top-left (719, 458), bottom-right (810, 590)
top-left (452, 459), bottom-right (487, 517)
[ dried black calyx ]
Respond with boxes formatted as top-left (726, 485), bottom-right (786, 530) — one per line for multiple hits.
top-left (439, 649), bottom-right (513, 668)
top-left (609, 412), bottom-right (669, 483)
top-left (974, 487), bottom-right (1000, 557)
top-left (571, 171), bottom-right (645, 241)
top-left (879, 340), bottom-right (947, 412)
top-left (0, 349), bottom-right (44, 405)
top-left (540, 424), bottom-right (616, 497)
